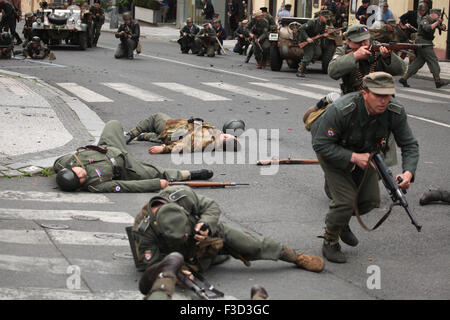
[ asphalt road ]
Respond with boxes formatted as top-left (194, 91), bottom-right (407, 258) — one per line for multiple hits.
top-left (0, 29), bottom-right (449, 300)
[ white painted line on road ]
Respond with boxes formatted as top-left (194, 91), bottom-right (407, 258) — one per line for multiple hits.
top-left (0, 229), bottom-right (128, 246)
top-left (0, 287), bottom-right (143, 300)
top-left (250, 82), bottom-right (324, 100)
top-left (400, 88), bottom-right (450, 99)
top-left (203, 82), bottom-right (287, 100)
top-left (0, 208), bottom-right (133, 224)
top-left (101, 82), bottom-right (170, 102)
top-left (0, 254), bottom-right (132, 276)
top-left (407, 114), bottom-right (450, 128)
top-left (12, 57), bottom-right (67, 68)
top-left (153, 82), bottom-right (231, 101)
top-left (0, 191), bottom-right (113, 204)
top-left (299, 83), bottom-right (340, 93)
top-left (56, 83), bottom-right (113, 102)
top-left (98, 45), bottom-right (270, 82)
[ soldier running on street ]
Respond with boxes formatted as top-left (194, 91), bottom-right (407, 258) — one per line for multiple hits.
top-left (90, 0), bottom-right (105, 47)
top-left (247, 11), bottom-right (270, 69)
top-left (54, 120), bottom-right (214, 193)
top-left (124, 113), bottom-right (243, 154)
top-left (233, 19), bottom-right (250, 55)
top-left (399, 8), bottom-right (449, 89)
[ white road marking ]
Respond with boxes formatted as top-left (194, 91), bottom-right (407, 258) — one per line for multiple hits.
top-left (56, 83), bottom-right (113, 102)
top-left (11, 57), bottom-right (67, 68)
top-left (407, 114), bottom-right (450, 128)
top-left (153, 82), bottom-right (231, 101)
top-left (203, 82), bottom-right (287, 100)
top-left (250, 82), bottom-right (324, 100)
top-left (101, 83), bottom-right (170, 102)
top-left (0, 208), bottom-right (133, 224)
top-left (400, 87), bottom-right (450, 99)
top-left (0, 254), bottom-right (132, 275)
top-left (0, 191), bottom-right (113, 204)
top-left (0, 229), bottom-right (128, 246)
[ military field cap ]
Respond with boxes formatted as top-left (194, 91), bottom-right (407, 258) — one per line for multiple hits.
top-left (213, 19), bottom-right (221, 23)
top-left (344, 24), bottom-right (370, 42)
top-left (430, 8), bottom-right (441, 15)
top-left (319, 9), bottom-right (331, 18)
top-left (186, 17), bottom-right (192, 23)
top-left (260, 7), bottom-right (268, 12)
top-left (203, 22), bottom-right (210, 26)
top-left (254, 11), bottom-right (263, 17)
top-left (362, 0), bottom-right (369, 3)
top-left (156, 202), bottom-right (192, 242)
top-left (242, 19), bottom-right (248, 24)
top-left (363, 72), bottom-right (396, 95)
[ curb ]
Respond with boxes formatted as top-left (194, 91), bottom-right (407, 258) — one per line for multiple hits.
top-left (0, 69), bottom-right (105, 179)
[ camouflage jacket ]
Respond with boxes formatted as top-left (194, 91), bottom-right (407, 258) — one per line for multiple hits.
top-left (23, 41), bottom-right (49, 59)
top-left (158, 119), bottom-right (222, 153)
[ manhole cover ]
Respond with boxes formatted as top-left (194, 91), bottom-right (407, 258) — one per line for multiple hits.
top-left (40, 223), bottom-right (70, 230)
top-left (94, 233), bottom-right (127, 241)
top-left (113, 252), bottom-right (134, 259)
top-left (71, 215), bottom-right (100, 221)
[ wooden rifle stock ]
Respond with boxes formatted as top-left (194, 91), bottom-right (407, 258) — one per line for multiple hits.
top-left (299, 28), bottom-right (343, 49)
top-left (345, 42), bottom-right (434, 55)
top-left (257, 158), bottom-right (319, 166)
top-left (168, 181), bottom-right (249, 188)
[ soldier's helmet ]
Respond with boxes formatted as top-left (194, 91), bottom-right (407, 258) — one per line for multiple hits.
top-left (56, 168), bottom-right (81, 191)
top-left (1, 32), bottom-right (12, 43)
top-left (122, 11), bottom-right (132, 21)
top-left (32, 36), bottom-right (41, 44)
top-left (155, 203), bottom-right (193, 248)
top-left (222, 119), bottom-right (245, 137)
top-left (418, 2), bottom-right (428, 11)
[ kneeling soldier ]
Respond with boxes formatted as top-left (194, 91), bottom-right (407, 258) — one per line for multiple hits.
top-left (114, 12), bottom-right (140, 60)
top-left (130, 185), bottom-right (325, 274)
top-left (53, 120), bottom-right (213, 193)
top-left (178, 18), bottom-right (200, 54)
top-left (195, 22), bottom-right (217, 57)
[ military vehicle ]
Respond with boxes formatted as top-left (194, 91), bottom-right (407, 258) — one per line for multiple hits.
top-left (269, 17), bottom-right (343, 73)
top-left (32, 4), bottom-right (91, 50)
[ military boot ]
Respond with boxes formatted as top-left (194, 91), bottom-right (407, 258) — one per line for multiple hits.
top-left (189, 169), bottom-right (214, 180)
top-left (399, 76), bottom-right (410, 87)
top-left (139, 252), bottom-right (184, 297)
top-left (257, 61), bottom-right (263, 69)
top-left (322, 228), bottom-right (346, 263)
top-left (420, 189), bottom-right (450, 205)
top-left (251, 285), bottom-right (268, 300)
top-left (280, 246), bottom-right (324, 272)
top-left (434, 76), bottom-right (449, 89)
top-left (296, 64), bottom-right (306, 78)
top-left (124, 132), bottom-right (135, 144)
top-left (340, 224), bottom-right (359, 247)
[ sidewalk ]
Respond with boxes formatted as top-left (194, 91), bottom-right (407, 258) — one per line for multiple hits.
top-left (102, 23), bottom-right (450, 81)
top-left (0, 70), bottom-right (104, 178)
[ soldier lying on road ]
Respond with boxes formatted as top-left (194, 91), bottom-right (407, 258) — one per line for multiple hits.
top-left (53, 120), bottom-right (213, 193)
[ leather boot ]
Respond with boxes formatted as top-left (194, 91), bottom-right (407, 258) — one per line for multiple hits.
top-left (399, 76), bottom-right (410, 87)
top-left (251, 285), bottom-right (268, 300)
top-left (280, 246), bottom-right (324, 272)
top-left (257, 61), bottom-right (263, 69)
top-left (420, 189), bottom-right (450, 205)
top-left (189, 169), bottom-right (214, 180)
top-left (296, 64), bottom-right (306, 78)
top-left (139, 252), bottom-right (184, 296)
top-left (434, 76), bottom-right (449, 89)
top-left (340, 224), bottom-right (359, 247)
top-left (322, 228), bottom-right (346, 263)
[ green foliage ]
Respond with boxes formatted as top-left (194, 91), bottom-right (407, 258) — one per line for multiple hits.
top-left (134, 0), bottom-right (161, 10)
top-left (41, 168), bottom-right (54, 177)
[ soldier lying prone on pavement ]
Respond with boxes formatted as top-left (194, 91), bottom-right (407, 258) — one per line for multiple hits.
top-left (53, 120), bottom-right (213, 193)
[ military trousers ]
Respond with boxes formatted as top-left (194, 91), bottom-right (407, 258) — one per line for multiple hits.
top-left (178, 36), bottom-right (198, 53)
top-left (253, 38), bottom-right (270, 64)
top-left (194, 38), bottom-right (216, 57)
top-left (93, 22), bottom-right (103, 45)
top-left (299, 42), bottom-right (322, 69)
top-left (406, 38), bottom-right (440, 78)
top-left (114, 38), bottom-right (137, 59)
top-left (99, 120), bottom-right (186, 182)
top-left (130, 112), bottom-right (170, 143)
top-left (317, 155), bottom-right (380, 233)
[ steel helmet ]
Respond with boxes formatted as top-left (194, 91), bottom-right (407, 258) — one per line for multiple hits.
top-left (32, 36), bottom-right (41, 44)
top-left (56, 168), bottom-right (80, 191)
top-left (122, 12), bottom-right (132, 21)
top-left (222, 120), bottom-right (245, 136)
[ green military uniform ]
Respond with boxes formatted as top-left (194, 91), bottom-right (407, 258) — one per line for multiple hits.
top-left (194, 24), bottom-right (217, 57)
top-left (127, 113), bottom-right (224, 153)
top-left (296, 11), bottom-right (329, 76)
top-left (328, 24), bottom-right (406, 94)
top-left (0, 32), bottom-right (13, 59)
top-left (131, 185), bottom-right (324, 273)
top-left (89, 4), bottom-right (105, 47)
top-left (400, 9), bottom-right (449, 88)
top-left (23, 39), bottom-right (50, 59)
top-left (246, 13), bottom-right (270, 68)
top-left (53, 120), bottom-right (189, 193)
top-left (311, 72), bottom-right (419, 263)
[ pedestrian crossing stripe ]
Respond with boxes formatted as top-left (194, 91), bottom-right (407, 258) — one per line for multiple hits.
top-left (54, 81), bottom-right (450, 104)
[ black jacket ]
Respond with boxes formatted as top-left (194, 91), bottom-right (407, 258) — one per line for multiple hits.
top-left (202, 1), bottom-right (215, 20)
top-left (115, 21), bottom-right (140, 41)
